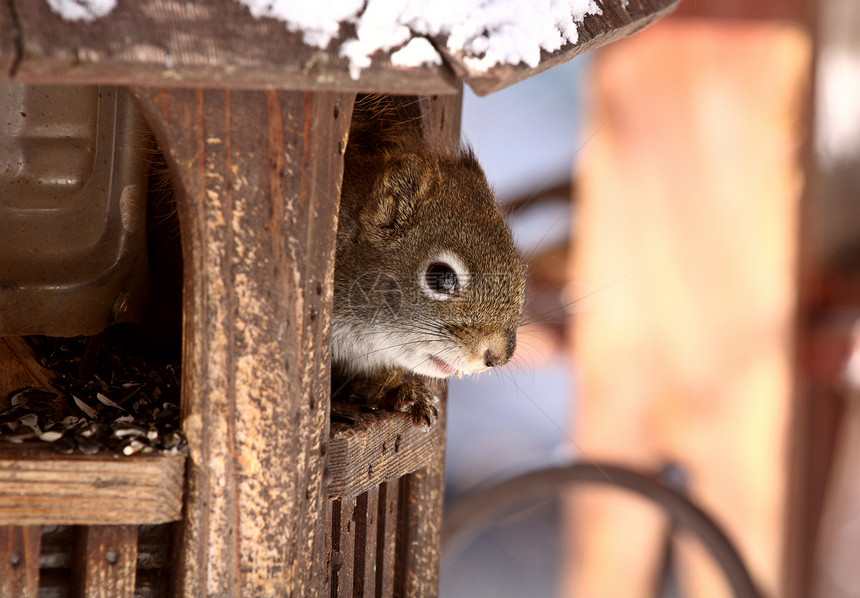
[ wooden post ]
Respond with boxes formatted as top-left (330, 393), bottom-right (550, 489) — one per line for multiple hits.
top-left (131, 88), bottom-right (354, 597)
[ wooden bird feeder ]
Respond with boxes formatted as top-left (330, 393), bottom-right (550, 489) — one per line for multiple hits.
top-left (0, 0), bottom-right (678, 595)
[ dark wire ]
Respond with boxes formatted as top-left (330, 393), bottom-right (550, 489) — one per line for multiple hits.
top-left (443, 463), bottom-right (760, 598)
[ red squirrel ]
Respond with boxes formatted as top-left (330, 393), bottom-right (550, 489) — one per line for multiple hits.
top-left (331, 95), bottom-right (526, 426)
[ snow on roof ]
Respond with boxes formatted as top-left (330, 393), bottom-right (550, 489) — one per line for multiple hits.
top-left (46, 0), bottom-right (602, 79)
top-left (46, 0), bottom-right (116, 22)
top-left (339, 0), bottom-right (602, 79)
top-left (390, 38), bottom-right (444, 70)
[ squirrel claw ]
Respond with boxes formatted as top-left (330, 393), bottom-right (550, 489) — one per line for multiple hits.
top-left (341, 369), bottom-right (440, 427)
top-left (409, 399), bottom-right (438, 428)
top-left (392, 381), bottom-right (438, 428)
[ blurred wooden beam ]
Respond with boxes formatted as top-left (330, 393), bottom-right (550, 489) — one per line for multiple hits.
top-left (567, 18), bottom-right (812, 598)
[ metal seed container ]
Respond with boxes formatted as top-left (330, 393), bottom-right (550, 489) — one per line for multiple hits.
top-left (0, 84), bottom-right (150, 336)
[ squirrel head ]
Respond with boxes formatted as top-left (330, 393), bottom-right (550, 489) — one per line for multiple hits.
top-left (334, 146), bottom-right (526, 379)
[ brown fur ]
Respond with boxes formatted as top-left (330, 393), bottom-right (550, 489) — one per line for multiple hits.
top-left (332, 95), bottom-right (526, 426)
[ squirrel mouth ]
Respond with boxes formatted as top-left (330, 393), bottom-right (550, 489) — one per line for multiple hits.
top-left (427, 355), bottom-right (455, 376)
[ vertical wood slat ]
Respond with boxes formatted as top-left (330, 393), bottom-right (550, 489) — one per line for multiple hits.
top-left (334, 496), bottom-right (356, 597)
top-left (0, 526), bottom-right (41, 598)
top-left (130, 88), bottom-right (354, 598)
top-left (72, 525), bottom-right (138, 598)
top-left (354, 486), bottom-right (379, 598)
top-left (376, 481), bottom-right (399, 597)
top-left (320, 497), bottom-right (333, 596)
top-left (393, 475), bottom-right (411, 595)
top-left (397, 464), bottom-right (447, 597)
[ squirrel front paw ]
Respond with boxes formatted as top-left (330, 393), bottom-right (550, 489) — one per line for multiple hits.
top-left (388, 379), bottom-right (439, 428)
top-left (338, 368), bottom-right (439, 427)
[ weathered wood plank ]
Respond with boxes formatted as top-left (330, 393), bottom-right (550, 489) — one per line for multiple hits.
top-left (442, 0), bottom-right (681, 95)
top-left (328, 407), bottom-right (444, 500)
top-left (5, 0), bottom-right (678, 95)
top-left (72, 525), bottom-right (138, 598)
top-left (8, 0), bottom-right (457, 93)
top-left (0, 526), bottom-right (41, 598)
top-left (130, 88), bottom-right (353, 598)
top-left (0, 448), bottom-right (184, 525)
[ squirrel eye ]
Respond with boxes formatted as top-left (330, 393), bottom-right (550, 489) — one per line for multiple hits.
top-left (419, 252), bottom-right (468, 301)
top-left (425, 262), bottom-right (458, 295)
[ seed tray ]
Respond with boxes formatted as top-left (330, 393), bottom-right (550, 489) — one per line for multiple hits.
top-left (0, 335), bottom-right (185, 457)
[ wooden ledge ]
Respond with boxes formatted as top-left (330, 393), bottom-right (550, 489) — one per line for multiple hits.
top-left (2, 0), bottom-right (678, 94)
top-left (0, 445), bottom-right (185, 525)
top-left (328, 405), bottom-right (444, 500)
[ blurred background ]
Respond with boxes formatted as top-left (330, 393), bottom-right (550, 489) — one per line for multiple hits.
top-left (440, 1), bottom-right (860, 597)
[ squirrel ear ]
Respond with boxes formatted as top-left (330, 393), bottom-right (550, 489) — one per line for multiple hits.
top-left (460, 146), bottom-right (483, 172)
top-left (361, 154), bottom-right (431, 237)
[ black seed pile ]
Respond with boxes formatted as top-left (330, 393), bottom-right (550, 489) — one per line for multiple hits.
top-left (0, 336), bottom-right (186, 456)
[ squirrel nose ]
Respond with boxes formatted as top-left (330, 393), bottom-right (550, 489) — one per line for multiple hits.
top-left (484, 349), bottom-right (500, 368)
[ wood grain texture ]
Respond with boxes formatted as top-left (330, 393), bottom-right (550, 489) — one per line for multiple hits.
top-left (0, 526), bottom-right (40, 598)
top-left (443, 0), bottom-right (681, 95)
top-left (72, 526), bottom-right (138, 598)
top-left (5, 0), bottom-right (677, 95)
top-left (328, 407), bottom-right (444, 500)
top-left (0, 447), bottom-right (184, 525)
top-left (323, 92), bottom-right (457, 598)
top-left (130, 88), bottom-right (353, 598)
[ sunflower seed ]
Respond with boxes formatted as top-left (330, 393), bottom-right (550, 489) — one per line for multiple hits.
top-left (72, 396), bottom-right (97, 419)
top-left (38, 431), bottom-right (63, 442)
top-left (96, 393), bottom-right (124, 410)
